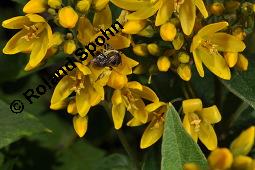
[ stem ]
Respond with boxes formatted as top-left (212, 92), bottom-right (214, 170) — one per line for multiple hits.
top-left (214, 78), bottom-right (222, 110)
top-left (228, 101), bottom-right (249, 128)
top-left (101, 101), bottom-right (140, 170)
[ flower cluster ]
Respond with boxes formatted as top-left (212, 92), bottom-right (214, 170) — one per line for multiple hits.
top-left (2, 0), bottom-right (255, 150)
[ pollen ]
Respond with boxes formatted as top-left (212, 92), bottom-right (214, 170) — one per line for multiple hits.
top-left (21, 24), bottom-right (41, 41)
top-left (201, 40), bottom-right (219, 55)
top-left (191, 119), bottom-right (201, 132)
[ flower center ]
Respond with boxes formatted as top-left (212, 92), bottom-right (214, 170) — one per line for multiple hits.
top-left (71, 71), bottom-right (86, 95)
top-left (201, 40), bottom-right (219, 55)
top-left (21, 23), bottom-right (44, 41)
top-left (123, 89), bottom-right (139, 110)
top-left (190, 113), bottom-right (201, 132)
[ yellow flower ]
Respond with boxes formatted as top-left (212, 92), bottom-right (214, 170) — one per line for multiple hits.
top-left (111, 81), bottom-right (159, 129)
top-left (236, 54), bottom-right (249, 71)
top-left (122, 20), bottom-right (147, 34)
top-left (77, 6), bottom-right (130, 49)
top-left (160, 22), bottom-right (176, 41)
top-left (177, 64), bottom-right (191, 81)
top-left (133, 43), bottom-right (149, 57)
top-left (50, 62), bottom-right (107, 117)
top-left (92, 0), bottom-right (109, 11)
top-left (2, 14), bottom-right (52, 70)
top-left (58, 6), bottom-right (78, 28)
top-left (182, 98), bottom-right (221, 150)
top-left (110, 0), bottom-right (208, 35)
top-left (190, 22), bottom-right (246, 80)
top-left (208, 148), bottom-right (233, 169)
top-left (147, 43), bottom-right (160, 56)
top-left (230, 126), bottom-right (255, 156)
top-left (63, 40), bottom-right (76, 54)
top-left (76, 0), bottom-right (91, 13)
top-left (23, 0), bottom-right (47, 13)
top-left (140, 102), bottom-right (167, 149)
top-left (107, 70), bottom-right (128, 89)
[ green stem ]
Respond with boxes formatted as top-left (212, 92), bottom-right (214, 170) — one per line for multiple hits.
top-left (228, 101), bottom-right (249, 128)
top-left (101, 101), bottom-right (140, 170)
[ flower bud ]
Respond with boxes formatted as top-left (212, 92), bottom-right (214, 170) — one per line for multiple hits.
top-left (157, 56), bottom-right (171, 72)
top-left (67, 99), bottom-right (78, 115)
top-left (177, 64), bottom-right (191, 81)
top-left (210, 2), bottom-right (225, 15)
top-left (147, 43), bottom-right (160, 56)
top-left (48, 8), bottom-right (57, 15)
top-left (73, 115), bottom-right (88, 137)
top-left (236, 54), bottom-right (248, 71)
top-left (225, 0), bottom-right (240, 12)
top-left (232, 155), bottom-right (253, 170)
top-left (76, 0), bottom-right (91, 13)
top-left (208, 148), bottom-right (233, 170)
top-left (182, 99), bottom-right (202, 113)
top-left (133, 65), bottom-right (146, 74)
top-left (230, 126), bottom-right (255, 156)
top-left (172, 32), bottom-right (184, 50)
top-left (50, 100), bottom-right (68, 110)
top-left (64, 40), bottom-right (76, 54)
top-left (133, 44), bottom-right (149, 57)
top-left (107, 71), bottom-right (128, 89)
top-left (48, 0), bottom-right (62, 9)
top-left (23, 0), bottom-right (47, 13)
top-left (232, 27), bottom-right (246, 40)
top-left (92, 0), bottom-right (109, 11)
top-left (122, 20), bottom-right (147, 34)
top-left (160, 22), bottom-right (176, 41)
top-left (58, 6), bottom-right (78, 28)
top-left (224, 52), bottom-right (238, 67)
top-left (178, 52), bottom-right (190, 64)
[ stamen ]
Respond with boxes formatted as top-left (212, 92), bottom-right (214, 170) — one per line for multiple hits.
top-left (201, 40), bottom-right (219, 55)
top-left (191, 119), bottom-right (201, 132)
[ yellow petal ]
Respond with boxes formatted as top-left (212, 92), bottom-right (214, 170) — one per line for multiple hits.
top-left (27, 30), bottom-right (49, 68)
top-left (236, 54), bottom-right (249, 71)
top-left (155, 0), bottom-right (174, 26)
top-left (140, 118), bottom-right (164, 149)
top-left (114, 53), bottom-right (139, 75)
top-left (224, 52), bottom-right (238, 68)
top-left (183, 114), bottom-right (198, 142)
top-left (77, 16), bottom-right (96, 45)
top-left (199, 122), bottom-right (217, 150)
top-left (131, 86), bottom-right (159, 102)
top-left (3, 30), bottom-right (34, 54)
top-left (199, 105), bottom-right (221, 124)
top-left (67, 99), bottom-right (78, 115)
top-left (198, 47), bottom-right (231, 80)
top-left (73, 115), bottom-right (88, 137)
top-left (198, 21), bottom-right (228, 37)
top-left (112, 89), bottom-right (123, 105)
top-left (75, 63), bottom-right (91, 75)
top-left (23, 0), bottom-right (47, 14)
top-left (126, 1), bottom-right (161, 20)
top-left (126, 81), bottom-right (143, 91)
top-left (76, 88), bottom-right (91, 117)
top-left (230, 126), bottom-right (255, 156)
top-left (132, 106), bottom-right (148, 124)
top-left (145, 102), bottom-right (166, 113)
top-left (232, 155), bottom-right (254, 170)
top-left (2, 16), bottom-right (31, 29)
top-left (51, 76), bottom-right (75, 104)
top-left (127, 117), bottom-right (143, 127)
top-left (110, 0), bottom-right (151, 11)
top-left (193, 0), bottom-right (208, 18)
top-left (208, 148), bottom-right (233, 170)
top-left (179, 0), bottom-right (196, 35)
top-left (50, 100), bottom-right (68, 110)
top-left (107, 71), bottom-right (128, 89)
top-left (93, 0), bottom-right (109, 11)
top-left (93, 5), bottom-right (112, 28)
top-left (88, 85), bottom-right (103, 106)
top-left (182, 98), bottom-right (202, 114)
top-left (208, 33), bottom-right (246, 52)
top-left (107, 34), bottom-right (131, 50)
top-left (112, 103), bottom-right (126, 129)
top-left (26, 14), bottom-right (46, 23)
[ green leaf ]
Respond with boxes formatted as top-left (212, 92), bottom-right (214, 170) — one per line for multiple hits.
top-left (161, 104), bottom-right (208, 170)
top-left (221, 60), bottom-right (255, 109)
top-left (11, 0), bottom-right (27, 5)
top-left (54, 141), bottom-right (105, 170)
top-left (0, 100), bottom-right (47, 149)
top-left (142, 148), bottom-right (160, 170)
top-left (94, 154), bottom-right (132, 170)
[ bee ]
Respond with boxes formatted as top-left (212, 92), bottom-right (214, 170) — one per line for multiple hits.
top-left (90, 44), bottom-right (122, 68)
